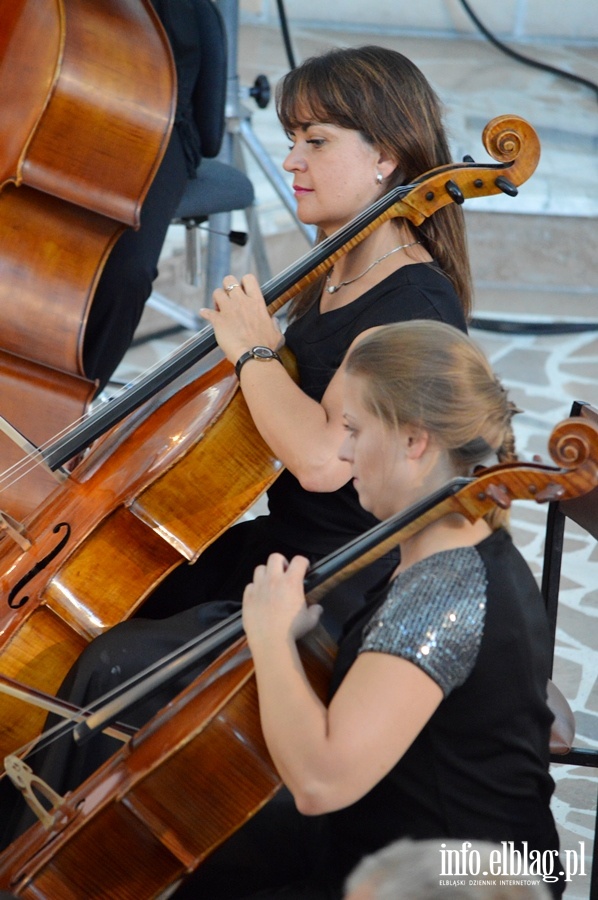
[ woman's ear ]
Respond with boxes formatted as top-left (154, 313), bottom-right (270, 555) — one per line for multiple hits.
top-left (405, 426), bottom-right (430, 460)
top-left (376, 148), bottom-right (398, 182)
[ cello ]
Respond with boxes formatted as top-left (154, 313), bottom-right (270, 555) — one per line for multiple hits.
top-left (0, 413), bottom-right (597, 898)
top-left (0, 0), bottom-right (176, 520)
top-left (0, 116), bottom-right (541, 763)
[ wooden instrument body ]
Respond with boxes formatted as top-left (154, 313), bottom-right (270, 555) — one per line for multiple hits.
top-left (0, 359), bottom-right (283, 761)
top-left (0, 0), bottom-right (176, 510)
top-left (0, 627), bottom-right (335, 899)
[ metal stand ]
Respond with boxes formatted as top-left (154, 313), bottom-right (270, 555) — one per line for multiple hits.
top-left (215, 0), bottom-right (316, 254)
top-left (147, 0), bottom-right (315, 336)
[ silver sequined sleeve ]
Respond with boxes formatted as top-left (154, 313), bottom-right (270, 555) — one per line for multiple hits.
top-left (359, 546), bottom-right (488, 696)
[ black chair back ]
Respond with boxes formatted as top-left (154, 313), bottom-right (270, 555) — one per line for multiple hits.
top-left (192, 0), bottom-right (227, 158)
top-left (541, 399), bottom-right (598, 900)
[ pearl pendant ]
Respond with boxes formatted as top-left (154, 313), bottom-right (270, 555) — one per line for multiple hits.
top-left (326, 284), bottom-right (339, 294)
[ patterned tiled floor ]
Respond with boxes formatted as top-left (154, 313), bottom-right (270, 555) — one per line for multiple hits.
top-left (474, 327), bottom-right (598, 900)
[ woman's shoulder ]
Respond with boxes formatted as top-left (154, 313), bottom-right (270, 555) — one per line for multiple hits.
top-left (373, 260), bottom-right (453, 291)
top-left (284, 262), bottom-right (467, 353)
top-left (352, 263), bottom-right (467, 331)
top-left (383, 539), bottom-right (491, 609)
top-left (360, 543), bottom-right (489, 696)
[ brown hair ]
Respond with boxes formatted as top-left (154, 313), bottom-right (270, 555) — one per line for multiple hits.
top-left (276, 45), bottom-right (472, 320)
top-left (345, 320), bottom-right (519, 529)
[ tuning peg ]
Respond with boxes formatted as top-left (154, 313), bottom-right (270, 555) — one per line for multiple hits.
top-left (462, 154), bottom-right (475, 163)
top-left (484, 483), bottom-right (512, 509)
top-left (445, 180), bottom-right (465, 204)
top-left (535, 484), bottom-right (567, 503)
top-left (495, 175), bottom-right (518, 197)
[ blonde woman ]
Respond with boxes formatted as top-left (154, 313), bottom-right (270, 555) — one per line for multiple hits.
top-left (241, 322), bottom-right (562, 898)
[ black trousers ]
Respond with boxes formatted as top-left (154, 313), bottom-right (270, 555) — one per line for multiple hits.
top-left (82, 124), bottom-right (189, 392)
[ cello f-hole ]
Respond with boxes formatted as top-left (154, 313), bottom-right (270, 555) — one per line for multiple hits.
top-left (8, 523), bottom-right (71, 610)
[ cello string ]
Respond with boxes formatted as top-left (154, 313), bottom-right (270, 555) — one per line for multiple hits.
top-left (0, 323), bottom-right (217, 494)
top-left (15, 473), bottom-right (424, 757)
top-left (0, 123), bottom-right (544, 499)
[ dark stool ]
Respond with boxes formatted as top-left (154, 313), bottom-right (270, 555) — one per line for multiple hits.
top-left (173, 158), bottom-right (255, 290)
top-left (148, 158), bottom-right (263, 329)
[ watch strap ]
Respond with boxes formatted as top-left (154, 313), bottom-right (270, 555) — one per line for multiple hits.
top-left (235, 347), bottom-right (282, 379)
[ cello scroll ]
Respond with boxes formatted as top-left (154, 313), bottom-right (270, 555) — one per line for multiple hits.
top-left (391, 114), bottom-right (540, 225)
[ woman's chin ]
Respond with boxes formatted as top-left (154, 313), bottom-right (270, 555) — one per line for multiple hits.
top-left (355, 485), bottom-right (375, 518)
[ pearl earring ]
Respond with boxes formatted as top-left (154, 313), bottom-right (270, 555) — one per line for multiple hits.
top-left (376, 172), bottom-right (383, 185)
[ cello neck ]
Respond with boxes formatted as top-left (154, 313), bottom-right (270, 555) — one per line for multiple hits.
top-left (42, 181), bottom-right (418, 470)
top-left (44, 114), bottom-right (541, 469)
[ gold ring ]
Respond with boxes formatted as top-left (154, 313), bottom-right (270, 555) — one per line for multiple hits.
top-left (224, 283), bottom-right (240, 293)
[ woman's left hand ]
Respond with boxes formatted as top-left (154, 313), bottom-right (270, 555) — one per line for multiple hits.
top-left (243, 553), bottom-right (322, 648)
top-left (200, 273), bottom-right (284, 365)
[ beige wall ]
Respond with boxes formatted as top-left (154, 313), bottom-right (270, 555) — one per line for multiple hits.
top-left (240, 0), bottom-right (598, 44)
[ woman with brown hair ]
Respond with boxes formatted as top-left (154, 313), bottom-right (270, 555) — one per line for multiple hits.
top-left (141, 43), bottom-right (471, 630)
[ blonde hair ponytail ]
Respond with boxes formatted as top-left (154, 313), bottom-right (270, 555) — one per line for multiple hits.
top-left (346, 321), bottom-right (520, 529)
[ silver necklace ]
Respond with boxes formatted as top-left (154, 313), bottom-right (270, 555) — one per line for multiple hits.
top-left (325, 241), bottom-right (421, 294)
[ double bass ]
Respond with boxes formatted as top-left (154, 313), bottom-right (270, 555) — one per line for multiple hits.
top-left (0, 115), bottom-right (541, 762)
top-left (0, 414), bottom-right (596, 898)
top-left (0, 0), bottom-right (176, 519)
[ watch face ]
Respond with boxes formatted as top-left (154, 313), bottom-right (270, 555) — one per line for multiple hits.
top-left (253, 347), bottom-right (274, 359)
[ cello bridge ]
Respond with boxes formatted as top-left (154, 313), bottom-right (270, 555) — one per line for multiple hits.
top-left (0, 511), bottom-right (31, 550)
top-left (4, 754), bottom-right (65, 830)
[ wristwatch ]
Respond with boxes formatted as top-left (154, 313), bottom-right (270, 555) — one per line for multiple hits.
top-left (235, 346), bottom-right (282, 379)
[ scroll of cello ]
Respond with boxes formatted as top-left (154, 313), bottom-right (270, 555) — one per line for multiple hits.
top-left (0, 414), bottom-right (597, 899)
top-left (0, 115), bottom-right (541, 764)
top-left (0, 0), bottom-right (176, 520)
